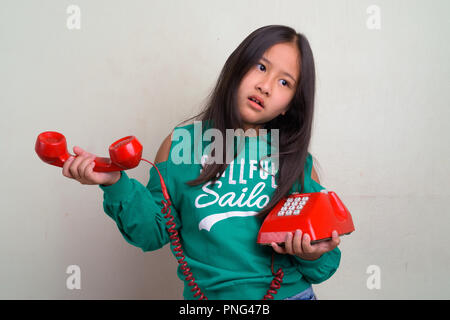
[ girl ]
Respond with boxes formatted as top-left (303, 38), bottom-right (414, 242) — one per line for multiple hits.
top-left (62, 25), bottom-right (341, 300)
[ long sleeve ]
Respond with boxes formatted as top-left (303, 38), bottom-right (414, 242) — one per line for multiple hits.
top-left (290, 247), bottom-right (341, 284)
top-left (98, 161), bottom-right (181, 252)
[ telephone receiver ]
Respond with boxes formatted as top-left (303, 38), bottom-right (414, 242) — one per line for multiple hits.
top-left (257, 190), bottom-right (355, 245)
top-left (35, 131), bottom-right (143, 172)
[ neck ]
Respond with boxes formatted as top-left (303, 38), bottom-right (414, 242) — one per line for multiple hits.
top-left (240, 124), bottom-right (264, 137)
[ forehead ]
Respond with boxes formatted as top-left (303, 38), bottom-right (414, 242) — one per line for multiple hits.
top-left (262, 42), bottom-right (301, 79)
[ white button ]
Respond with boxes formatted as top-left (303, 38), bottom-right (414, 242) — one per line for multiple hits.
top-left (294, 210), bottom-right (300, 215)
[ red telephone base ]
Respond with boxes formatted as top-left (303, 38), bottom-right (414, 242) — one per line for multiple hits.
top-left (257, 191), bottom-right (355, 245)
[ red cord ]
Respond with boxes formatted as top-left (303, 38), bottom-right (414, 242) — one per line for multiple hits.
top-left (141, 158), bottom-right (207, 300)
top-left (140, 158), bottom-right (283, 300)
top-left (161, 199), bottom-right (208, 299)
top-left (262, 252), bottom-right (284, 300)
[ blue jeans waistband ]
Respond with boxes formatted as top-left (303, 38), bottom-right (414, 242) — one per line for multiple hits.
top-left (284, 286), bottom-right (317, 300)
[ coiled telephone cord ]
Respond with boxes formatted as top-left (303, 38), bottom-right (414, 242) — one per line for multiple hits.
top-left (262, 253), bottom-right (284, 300)
top-left (161, 198), bottom-right (208, 300)
top-left (142, 158), bottom-right (207, 300)
top-left (141, 158), bottom-right (283, 300)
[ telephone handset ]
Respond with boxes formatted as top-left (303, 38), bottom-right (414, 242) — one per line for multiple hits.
top-left (257, 190), bottom-right (355, 245)
top-left (35, 131), bottom-right (143, 172)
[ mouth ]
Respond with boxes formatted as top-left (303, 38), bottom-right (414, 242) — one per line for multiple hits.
top-left (248, 95), bottom-right (264, 108)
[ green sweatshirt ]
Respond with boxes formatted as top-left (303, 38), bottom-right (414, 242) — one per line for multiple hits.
top-left (99, 122), bottom-right (341, 300)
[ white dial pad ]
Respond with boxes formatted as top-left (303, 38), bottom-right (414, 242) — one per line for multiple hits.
top-left (276, 196), bottom-right (309, 216)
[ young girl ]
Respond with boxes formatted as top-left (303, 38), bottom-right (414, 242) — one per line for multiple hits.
top-left (62, 25), bottom-right (341, 300)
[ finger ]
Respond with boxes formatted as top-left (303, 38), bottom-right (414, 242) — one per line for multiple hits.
top-left (78, 155), bottom-right (95, 180)
top-left (331, 230), bottom-right (341, 247)
top-left (84, 158), bottom-right (96, 177)
top-left (73, 146), bottom-right (96, 163)
top-left (69, 153), bottom-right (87, 180)
top-left (62, 156), bottom-right (75, 178)
top-left (293, 229), bottom-right (303, 256)
top-left (271, 242), bottom-right (286, 255)
top-left (83, 158), bottom-right (98, 184)
top-left (73, 146), bottom-right (86, 156)
top-left (301, 233), bottom-right (314, 254)
top-left (284, 232), bottom-right (294, 255)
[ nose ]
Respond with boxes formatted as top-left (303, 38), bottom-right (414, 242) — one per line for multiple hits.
top-left (256, 77), bottom-right (271, 96)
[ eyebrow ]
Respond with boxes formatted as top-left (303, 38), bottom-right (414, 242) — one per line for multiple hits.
top-left (261, 56), bottom-right (297, 84)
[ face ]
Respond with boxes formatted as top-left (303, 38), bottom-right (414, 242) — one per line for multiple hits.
top-left (236, 41), bottom-right (300, 134)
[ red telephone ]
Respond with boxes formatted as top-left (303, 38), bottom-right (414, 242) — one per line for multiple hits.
top-left (257, 190), bottom-right (355, 245)
top-left (35, 131), bottom-right (143, 172)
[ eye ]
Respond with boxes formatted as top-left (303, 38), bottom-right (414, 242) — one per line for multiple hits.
top-left (279, 79), bottom-right (290, 87)
top-left (256, 62), bottom-right (291, 88)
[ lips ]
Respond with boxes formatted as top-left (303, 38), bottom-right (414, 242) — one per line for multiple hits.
top-left (248, 95), bottom-right (264, 108)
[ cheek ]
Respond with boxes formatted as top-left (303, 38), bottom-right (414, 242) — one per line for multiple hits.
top-left (240, 70), bottom-right (260, 91)
top-left (237, 79), bottom-right (251, 99)
top-left (274, 92), bottom-right (294, 111)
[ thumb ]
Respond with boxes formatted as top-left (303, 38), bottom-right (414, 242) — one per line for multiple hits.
top-left (73, 146), bottom-right (86, 156)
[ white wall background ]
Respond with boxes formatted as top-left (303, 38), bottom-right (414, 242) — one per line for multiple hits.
top-left (1, 0), bottom-right (449, 299)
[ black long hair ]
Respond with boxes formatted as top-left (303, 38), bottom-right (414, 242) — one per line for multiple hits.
top-left (174, 25), bottom-right (316, 219)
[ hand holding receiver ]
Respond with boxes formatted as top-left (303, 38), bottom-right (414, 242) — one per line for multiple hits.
top-left (35, 131), bottom-right (143, 172)
top-left (35, 131), bottom-right (171, 197)
top-left (62, 146), bottom-right (121, 186)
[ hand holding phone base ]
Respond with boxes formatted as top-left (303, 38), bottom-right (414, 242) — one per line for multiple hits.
top-left (257, 190), bottom-right (355, 245)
